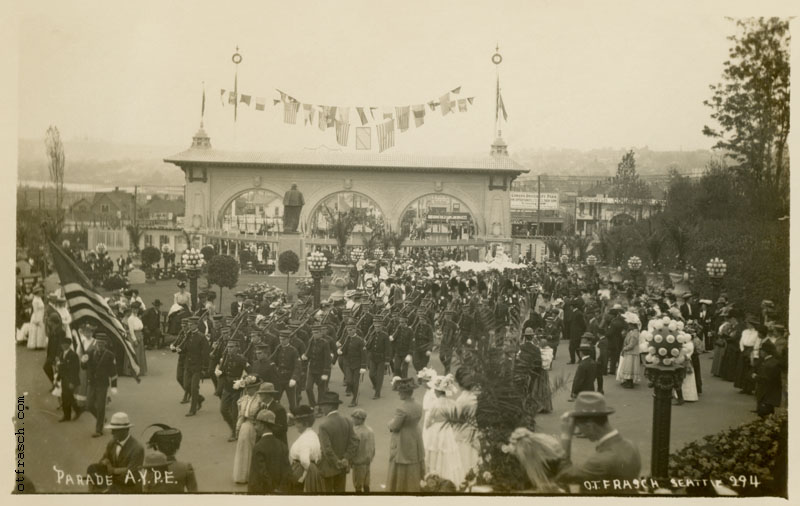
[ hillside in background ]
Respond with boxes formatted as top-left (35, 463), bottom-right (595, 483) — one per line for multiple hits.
top-left (17, 138), bottom-right (714, 187)
top-left (17, 138), bottom-right (186, 187)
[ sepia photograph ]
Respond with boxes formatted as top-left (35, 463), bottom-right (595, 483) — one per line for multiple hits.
top-left (5, 0), bottom-right (797, 499)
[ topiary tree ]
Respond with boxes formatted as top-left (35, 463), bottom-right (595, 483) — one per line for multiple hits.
top-left (201, 244), bottom-right (216, 263)
top-left (278, 250), bottom-right (300, 294)
top-left (140, 246), bottom-right (161, 268)
top-left (206, 254), bottom-right (240, 312)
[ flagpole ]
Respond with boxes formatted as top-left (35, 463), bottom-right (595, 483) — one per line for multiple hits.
top-left (492, 43), bottom-right (503, 138)
top-left (201, 81), bottom-right (205, 128)
top-left (232, 46), bottom-right (243, 148)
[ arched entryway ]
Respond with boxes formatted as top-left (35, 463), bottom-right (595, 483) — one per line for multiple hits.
top-left (399, 193), bottom-right (477, 240)
top-left (307, 191), bottom-right (385, 240)
top-left (218, 189), bottom-right (284, 234)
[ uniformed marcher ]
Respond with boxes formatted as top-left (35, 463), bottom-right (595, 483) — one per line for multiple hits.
top-left (412, 310), bottom-right (434, 373)
top-left (172, 317), bottom-right (195, 404)
top-left (215, 339), bottom-right (248, 441)
top-left (183, 319), bottom-right (209, 416)
top-left (250, 343), bottom-right (277, 384)
top-left (390, 315), bottom-right (414, 378)
top-left (303, 324), bottom-right (331, 415)
top-left (343, 324), bottom-right (368, 407)
top-left (366, 317), bottom-right (391, 399)
top-left (273, 329), bottom-right (301, 413)
top-left (439, 310), bottom-right (459, 374)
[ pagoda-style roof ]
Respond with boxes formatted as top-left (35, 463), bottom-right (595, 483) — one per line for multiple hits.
top-left (164, 147), bottom-right (528, 176)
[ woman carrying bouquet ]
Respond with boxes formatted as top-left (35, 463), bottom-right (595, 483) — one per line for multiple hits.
top-left (616, 313), bottom-right (642, 388)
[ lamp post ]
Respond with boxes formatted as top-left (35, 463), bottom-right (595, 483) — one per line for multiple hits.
top-left (586, 254), bottom-right (598, 289)
top-left (642, 317), bottom-right (690, 480)
top-left (307, 250), bottom-right (328, 309)
top-left (706, 257), bottom-right (727, 302)
top-left (181, 248), bottom-right (205, 311)
top-left (627, 255), bottom-right (642, 288)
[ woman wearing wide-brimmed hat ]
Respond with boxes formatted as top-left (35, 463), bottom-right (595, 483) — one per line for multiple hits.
top-left (287, 404), bottom-right (325, 493)
top-left (616, 312), bottom-right (642, 388)
top-left (27, 285), bottom-right (47, 350)
top-left (387, 376), bottom-right (425, 492)
top-left (233, 378), bottom-right (266, 484)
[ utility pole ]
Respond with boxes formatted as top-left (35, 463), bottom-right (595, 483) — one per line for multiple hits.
top-left (536, 175), bottom-right (541, 237)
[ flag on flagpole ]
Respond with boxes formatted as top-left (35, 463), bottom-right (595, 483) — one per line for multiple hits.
top-left (240, 94), bottom-right (251, 106)
top-left (376, 118), bottom-right (395, 153)
top-left (255, 97), bottom-right (266, 111)
top-left (47, 240), bottom-right (140, 379)
top-left (412, 104), bottom-right (426, 127)
top-left (356, 107), bottom-right (369, 125)
top-left (201, 84), bottom-right (206, 120)
top-left (451, 86), bottom-right (461, 94)
top-left (284, 101), bottom-right (300, 124)
top-left (497, 85), bottom-right (508, 121)
top-left (467, 97), bottom-right (474, 105)
top-left (396, 106), bottom-right (410, 131)
top-left (458, 99), bottom-right (467, 112)
top-left (440, 93), bottom-right (452, 116)
top-left (234, 72), bottom-right (239, 122)
top-left (229, 91), bottom-right (237, 105)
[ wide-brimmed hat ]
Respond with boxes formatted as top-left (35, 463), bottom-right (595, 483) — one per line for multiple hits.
top-left (256, 382), bottom-right (277, 395)
top-left (317, 392), bottom-right (343, 406)
top-left (143, 451), bottom-right (169, 468)
top-left (293, 405), bottom-right (315, 421)
top-left (581, 331), bottom-right (595, 340)
top-left (566, 392), bottom-right (615, 418)
top-left (623, 312), bottom-right (641, 326)
top-left (104, 412), bottom-right (134, 430)
top-left (579, 339), bottom-right (594, 351)
top-left (392, 377), bottom-right (419, 392)
top-left (523, 327), bottom-right (535, 336)
top-left (177, 281), bottom-right (187, 288)
top-left (611, 303), bottom-right (623, 311)
top-left (255, 409), bottom-right (277, 425)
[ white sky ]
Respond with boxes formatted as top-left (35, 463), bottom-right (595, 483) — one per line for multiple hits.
top-left (12, 0), bottom-right (799, 154)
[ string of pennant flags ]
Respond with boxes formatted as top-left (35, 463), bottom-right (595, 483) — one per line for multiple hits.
top-left (217, 86), bottom-right (475, 152)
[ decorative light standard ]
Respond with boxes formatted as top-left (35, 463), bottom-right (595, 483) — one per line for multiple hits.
top-left (641, 316), bottom-right (690, 481)
top-left (307, 250), bottom-right (328, 309)
top-left (586, 254), bottom-right (598, 289)
top-left (559, 253), bottom-right (569, 275)
top-left (706, 257), bottom-right (727, 302)
top-left (627, 255), bottom-right (642, 288)
top-left (181, 248), bottom-right (205, 311)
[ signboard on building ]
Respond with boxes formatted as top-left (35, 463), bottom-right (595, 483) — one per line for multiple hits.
top-left (510, 192), bottom-right (560, 211)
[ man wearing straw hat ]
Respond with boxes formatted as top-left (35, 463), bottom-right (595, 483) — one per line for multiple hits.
top-left (556, 392), bottom-right (640, 489)
top-left (99, 412), bottom-right (145, 493)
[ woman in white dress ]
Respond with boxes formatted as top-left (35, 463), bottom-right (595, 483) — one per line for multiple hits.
top-left (27, 287), bottom-right (47, 350)
top-left (453, 367), bottom-right (480, 481)
top-left (288, 405), bottom-right (325, 493)
top-left (75, 322), bottom-right (97, 410)
top-left (232, 380), bottom-right (266, 484)
top-left (54, 296), bottom-right (72, 342)
top-left (417, 368), bottom-right (438, 450)
top-left (125, 303), bottom-right (147, 376)
top-left (424, 374), bottom-right (463, 485)
top-left (679, 339), bottom-right (699, 402)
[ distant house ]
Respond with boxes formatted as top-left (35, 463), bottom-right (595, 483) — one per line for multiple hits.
top-left (576, 182), bottom-right (666, 235)
top-left (143, 195), bottom-right (184, 226)
top-left (89, 188), bottom-right (135, 226)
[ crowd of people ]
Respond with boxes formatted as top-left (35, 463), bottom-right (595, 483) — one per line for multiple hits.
top-left (18, 245), bottom-right (788, 494)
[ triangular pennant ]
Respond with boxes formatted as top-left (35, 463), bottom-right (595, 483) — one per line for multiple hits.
top-left (220, 89), bottom-right (227, 105)
top-left (451, 86), bottom-right (461, 94)
top-left (357, 107), bottom-right (369, 126)
top-left (467, 97), bottom-right (474, 105)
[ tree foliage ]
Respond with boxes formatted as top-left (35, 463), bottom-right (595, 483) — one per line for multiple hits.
top-left (201, 245), bottom-right (216, 262)
top-left (140, 246), bottom-right (161, 267)
top-left (125, 224), bottom-right (143, 252)
top-left (278, 250), bottom-right (300, 275)
top-left (322, 206), bottom-right (359, 261)
top-left (45, 126), bottom-right (66, 235)
top-left (207, 254), bottom-right (240, 310)
top-left (702, 17), bottom-right (790, 218)
top-left (609, 150), bottom-right (651, 213)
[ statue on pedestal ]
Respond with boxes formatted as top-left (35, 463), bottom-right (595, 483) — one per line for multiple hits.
top-left (282, 183), bottom-right (304, 233)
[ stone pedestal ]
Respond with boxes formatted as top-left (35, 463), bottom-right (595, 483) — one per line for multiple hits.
top-left (277, 233), bottom-right (306, 276)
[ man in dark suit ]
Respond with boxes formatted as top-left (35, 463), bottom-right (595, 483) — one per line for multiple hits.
top-left (57, 337), bottom-right (81, 421)
top-left (754, 340), bottom-right (782, 417)
top-left (141, 299), bottom-right (163, 349)
top-left (43, 297), bottom-right (65, 383)
top-left (567, 299), bottom-right (587, 364)
top-left (343, 324), bottom-right (368, 407)
top-left (317, 392), bottom-right (359, 493)
top-left (183, 321), bottom-right (209, 416)
top-left (99, 412), bottom-right (145, 493)
top-left (366, 317), bottom-right (391, 398)
top-left (679, 292), bottom-right (699, 321)
top-left (231, 292), bottom-right (245, 318)
top-left (248, 409), bottom-right (290, 494)
top-left (569, 339), bottom-right (597, 401)
top-left (605, 305), bottom-right (626, 374)
top-left (556, 392), bottom-right (641, 491)
top-left (257, 383), bottom-right (288, 446)
top-left (83, 333), bottom-right (118, 437)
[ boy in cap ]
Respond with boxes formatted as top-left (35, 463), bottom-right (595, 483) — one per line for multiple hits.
top-left (57, 336), bottom-right (81, 422)
top-left (350, 409), bottom-right (375, 493)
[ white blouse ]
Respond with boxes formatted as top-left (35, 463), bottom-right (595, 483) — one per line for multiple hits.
top-left (289, 428), bottom-right (322, 469)
top-left (740, 328), bottom-right (759, 351)
top-left (127, 315), bottom-right (143, 343)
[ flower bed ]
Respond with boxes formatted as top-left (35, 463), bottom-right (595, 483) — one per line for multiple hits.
top-left (669, 411), bottom-right (786, 495)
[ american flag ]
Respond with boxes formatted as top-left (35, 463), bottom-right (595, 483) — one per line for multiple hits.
top-left (284, 101), bottom-right (300, 124)
top-left (376, 118), bottom-right (395, 153)
top-left (335, 120), bottom-right (350, 147)
top-left (48, 241), bottom-right (140, 378)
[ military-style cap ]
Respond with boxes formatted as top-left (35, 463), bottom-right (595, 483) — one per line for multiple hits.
top-left (279, 329), bottom-right (292, 338)
top-left (255, 343), bottom-right (270, 350)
